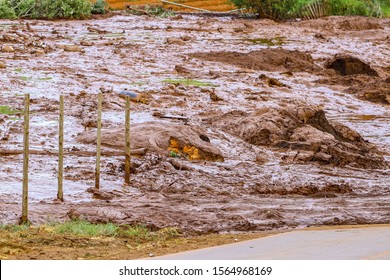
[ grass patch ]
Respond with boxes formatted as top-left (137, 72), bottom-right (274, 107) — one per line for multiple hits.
top-left (0, 224), bottom-right (30, 232)
top-left (0, 105), bottom-right (21, 115)
top-left (53, 220), bottom-right (118, 237)
top-left (19, 76), bottom-right (30, 81)
top-left (245, 37), bottom-right (285, 46)
top-left (38, 77), bottom-right (52, 81)
top-left (14, 68), bottom-right (23, 73)
top-left (49, 220), bottom-right (180, 241)
top-left (162, 78), bottom-right (216, 87)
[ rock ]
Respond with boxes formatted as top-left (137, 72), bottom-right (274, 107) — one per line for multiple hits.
top-left (64, 45), bottom-right (83, 52)
top-left (326, 54), bottom-right (378, 76)
top-left (259, 74), bottom-right (289, 88)
top-left (348, 77), bottom-right (390, 105)
top-left (174, 65), bottom-right (190, 74)
top-left (80, 41), bottom-right (93, 46)
top-left (30, 49), bottom-right (45, 55)
top-left (77, 122), bottom-right (224, 162)
top-left (210, 104), bottom-right (386, 168)
top-left (0, 61), bottom-right (6, 68)
top-left (1, 45), bottom-right (15, 52)
top-left (166, 38), bottom-right (185, 46)
top-left (210, 91), bottom-right (223, 102)
top-left (192, 48), bottom-right (320, 73)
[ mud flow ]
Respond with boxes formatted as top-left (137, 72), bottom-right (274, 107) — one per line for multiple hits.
top-left (1, 14), bottom-right (389, 234)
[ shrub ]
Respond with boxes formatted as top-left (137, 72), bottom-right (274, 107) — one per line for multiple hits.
top-left (1, 0), bottom-right (93, 19)
top-left (92, 0), bottom-right (109, 14)
top-left (0, 0), bottom-right (16, 19)
top-left (230, 0), bottom-right (387, 19)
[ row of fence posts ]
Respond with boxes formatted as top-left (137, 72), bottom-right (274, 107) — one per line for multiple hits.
top-left (20, 92), bottom-right (132, 224)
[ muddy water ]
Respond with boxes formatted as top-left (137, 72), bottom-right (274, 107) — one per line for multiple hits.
top-left (0, 13), bottom-right (389, 233)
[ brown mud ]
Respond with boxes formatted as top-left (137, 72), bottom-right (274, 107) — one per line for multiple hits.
top-left (1, 14), bottom-right (390, 237)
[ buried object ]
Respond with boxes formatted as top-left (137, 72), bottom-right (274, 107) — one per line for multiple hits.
top-left (325, 54), bottom-right (378, 76)
top-left (77, 122), bottom-right (224, 162)
top-left (210, 104), bottom-right (387, 169)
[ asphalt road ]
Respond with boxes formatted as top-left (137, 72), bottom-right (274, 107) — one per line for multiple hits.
top-left (155, 225), bottom-right (390, 260)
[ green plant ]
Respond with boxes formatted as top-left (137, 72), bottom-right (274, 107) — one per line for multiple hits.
top-left (169, 150), bottom-right (179, 158)
top-left (0, 105), bottom-right (21, 115)
top-left (0, 0), bottom-right (16, 19)
top-left (92, 0), bottom-right (108, 14)
top-left (162, 78), bottom-right (216, 87)
top-left (54, 220), bottom-right (118, 236)
top-left (229, 0), bottom-right (388, 19)
top-left (127, 5), bottom-right (175, 18)
top-left (1, 0), bottom-right (93, 19)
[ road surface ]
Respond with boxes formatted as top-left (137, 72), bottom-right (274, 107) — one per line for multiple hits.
top-left (154, 225), bottom-right (390, 260)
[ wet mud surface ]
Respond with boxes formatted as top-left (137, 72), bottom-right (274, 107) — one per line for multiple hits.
top-left (1, 14), bottom-right (390, 234)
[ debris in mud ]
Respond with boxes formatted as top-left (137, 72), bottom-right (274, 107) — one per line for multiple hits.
top-left (191, 48), bottom-right (320, 73)
top-left (348, 77), bottom-right (390, 105)
top-left (249, 182), bottom-right (353, 197)
top-left (77, 122), bottom-right (224, 162)
top-left (166, 38), bottom-right (185, 45)
top-left (209, 90), bottom-right (224, 102)
top-left (296, 16), bottom-right (383, 31)
top-left (258, 74), bottom-right (290, 88)
top-left (210, 104), bottom-right (387, 168)
top-left (64, 45), bottom-right (84, 52)
top-left (1, 45), bottom-right (15, 52)
top-left (325, 54), bottom-right (379, 76)
top-left (338, 18), bottom-right (382, 31)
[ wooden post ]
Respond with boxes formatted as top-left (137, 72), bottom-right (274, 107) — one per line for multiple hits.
top-left (57, 95), bottom-right (64, 201)
top-left (95, 91), bottom-right (102, 189)
top-left (21, 94), bottom-right (30, 224)
top-left (124, 96), bottom-right (131, 184)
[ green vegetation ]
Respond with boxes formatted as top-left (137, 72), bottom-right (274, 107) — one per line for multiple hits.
top-left (0, 220), bottom-right (180, 241)
top-left (0, 0), bottom-right (105, 19)
top-left (162, 78), bottom-right (216, 87)
top-left (245, 37), bottom-right (285, 46)
top-left (0, 105), bottom-right (21, 115)
top-left (54, 220), bottom-right (118, 236)
top-left (0, 1), bottom-right (16, 19)
top-left (127, 5), bottom-right (175, 18)
top-left (230, 0), bottom-right (390, 19)
top-left (91, 0), bottom-right (108, 14)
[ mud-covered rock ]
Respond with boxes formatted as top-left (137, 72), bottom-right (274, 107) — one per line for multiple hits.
top-left (348, 77), bottom-right (390, 104)
top-left (325, 54), bottom-right (378, 76)
top-left (77, 122), bottom-right (224, 162)
top-left (191, 48), bottom-right (320, 73)
top-left (210, 104), bottom-right (386, 168)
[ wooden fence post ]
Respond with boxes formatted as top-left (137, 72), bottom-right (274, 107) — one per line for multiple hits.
top-left (95, 91), bottom-right (102, 189)
top-left (21, 94), bottom-right (30, 224)
top-left (124, 96), bottom-right (131, 184)
top-left (57, 95), bottom-right (64, 201)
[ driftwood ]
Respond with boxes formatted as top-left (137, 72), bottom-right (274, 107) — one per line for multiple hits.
top-left (152, 112), bottom-right (188, 121)
top-left (161, 0), bottom-right (211, 12)
top-left (0, 148), bottom-right (147, 157)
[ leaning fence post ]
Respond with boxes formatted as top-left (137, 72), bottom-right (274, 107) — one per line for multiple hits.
top-left (57, 95), bottom-right (64, 201)
top-left (95, 91), bottom-right (102, 189)
top-left (21, 93), bottom-right (30, 224)
top-left (124, 96), bottom-right (131, 184)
